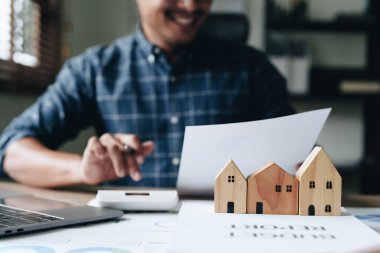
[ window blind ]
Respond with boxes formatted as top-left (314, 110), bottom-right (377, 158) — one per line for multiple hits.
top-left (0, 0), bottom-right (60, 93)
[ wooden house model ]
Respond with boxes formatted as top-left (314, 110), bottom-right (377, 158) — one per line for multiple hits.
top-left (246, 162), bottom-right (298, 215)
top-left (296, 146), bottom-right (342, 216)
top-left (214, 160), bottom-right (247, 213)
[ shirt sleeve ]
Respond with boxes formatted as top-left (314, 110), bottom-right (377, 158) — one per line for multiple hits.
top-left (0, 54), bottom-right (97, 175)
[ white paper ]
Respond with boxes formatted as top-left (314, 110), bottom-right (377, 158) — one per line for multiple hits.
top-left (0, 213), bottom-right (177, 253)
top-left (177, 109), bottom-right (331, 196)
top-left (168, 202), bottom-right (380, 253)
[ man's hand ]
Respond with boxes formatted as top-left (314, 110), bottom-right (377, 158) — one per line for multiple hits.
top-left (80, 134), bottom-right (154, 185)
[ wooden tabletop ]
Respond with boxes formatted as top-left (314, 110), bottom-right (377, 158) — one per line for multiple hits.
top-left (2, 179), bottom-right (380, 208)
top-left (0, 180), bottom-right (97, 205)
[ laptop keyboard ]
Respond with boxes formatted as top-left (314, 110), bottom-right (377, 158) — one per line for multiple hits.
top-left (0, 204), bottom-right (62, 228)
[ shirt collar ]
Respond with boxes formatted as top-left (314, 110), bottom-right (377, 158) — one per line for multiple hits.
top-left (133, 22), bottom-right (206, 65)
top-left (133, 23), bottom-right (155, 56)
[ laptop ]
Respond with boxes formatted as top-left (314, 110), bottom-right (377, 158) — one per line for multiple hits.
top-left (0, 190), bottom-right (123, 237)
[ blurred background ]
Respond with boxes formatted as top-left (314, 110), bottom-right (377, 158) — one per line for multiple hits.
top-left (0, 0), bottom-right (379, 194)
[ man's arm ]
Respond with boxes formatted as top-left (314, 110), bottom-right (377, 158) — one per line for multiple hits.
top-left (4, 135), bottom-right (155, 188)
top-left (0, 54), bottom-right (97, 169)
top-left (0, 47), bottom-right (153, 187)
top-left (4, 138), bottom-right (83, 187)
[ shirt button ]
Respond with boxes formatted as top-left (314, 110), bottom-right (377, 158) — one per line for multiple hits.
top-left (153, 47), bottom-right (161, 54)
top-left (148, 54), bottom-right (155, 63)
top-left (170, 76), bottom-right (176, 83)
top-left (170, 115), bottom-right (179, 125)
top-left (172, 157), bottom-right (180, 166)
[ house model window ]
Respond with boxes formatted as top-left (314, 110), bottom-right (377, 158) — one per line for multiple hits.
top-left (309, 181), bottom-right (316, 189)
top-left (228, 175), bottom-right (235, 183)
top-left (326, 181), bottom-right (333, 189)
top-left (325, 205), bottom-right (332, 213)
top-left (286, 185), bottom-right (292, 192)
top-left (275, 185), bottom-right (281, 192)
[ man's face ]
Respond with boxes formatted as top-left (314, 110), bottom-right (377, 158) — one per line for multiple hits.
top-left (136, 0), bottom-right (212, 50)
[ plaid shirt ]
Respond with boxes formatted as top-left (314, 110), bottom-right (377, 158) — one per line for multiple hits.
top-left (0, 26), bottom-right (294, 187)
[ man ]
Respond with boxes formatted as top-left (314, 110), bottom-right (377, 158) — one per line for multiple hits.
top-left (0, 0), bottom-right (294, 188)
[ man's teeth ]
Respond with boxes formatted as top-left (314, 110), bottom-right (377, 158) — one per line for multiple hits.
top-left (174, 16), bottom-right (194, 25)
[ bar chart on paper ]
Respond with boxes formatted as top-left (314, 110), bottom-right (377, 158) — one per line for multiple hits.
top-left (0, 213), bottom-right (177, 253)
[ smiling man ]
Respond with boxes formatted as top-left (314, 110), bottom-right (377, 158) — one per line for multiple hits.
top-left (0, 0), bottom-right (294, 188)
top-left (137, 0), bottom-right (211, 60)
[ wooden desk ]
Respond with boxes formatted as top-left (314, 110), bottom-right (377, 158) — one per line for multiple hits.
top-left (0, 180), bottom-right (172, 205)
top-left (0, 180), bottom-right (96, 204)
top-left (2, 179), bottom-right (380, 208)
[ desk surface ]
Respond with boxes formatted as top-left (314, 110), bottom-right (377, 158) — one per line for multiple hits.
top-left (0, 180), bottom-right (96, 204)
top-left (1, 180), bottom-right (380, 207)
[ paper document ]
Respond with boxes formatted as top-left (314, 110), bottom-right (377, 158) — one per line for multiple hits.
top-left (0, 213), bottom-right (177, 253)
top-left (168, 202), bottom-right (380, 253)
top-left (177, 109), bottom-right (331, 196)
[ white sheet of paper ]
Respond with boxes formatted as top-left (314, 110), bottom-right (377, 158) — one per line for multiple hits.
top-left (168, 202), bottom-right (380, 253)
top-left (177, 109), bottom-right (331, 196)
top-left (0, 213), bottom-right (177, 253)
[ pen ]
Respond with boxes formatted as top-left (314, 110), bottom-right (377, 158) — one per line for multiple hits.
top-left (123, 144), bottom-right (136, 155)
top-left (124, 144), bottom-right (144, 164)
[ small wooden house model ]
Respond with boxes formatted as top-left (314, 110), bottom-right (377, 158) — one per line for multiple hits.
top-left (247, 162), bottom-right (298, 215)
top-left (296, 146), bottom-right (342, 216)
top-left (214, 160), bottom-right (247, 213)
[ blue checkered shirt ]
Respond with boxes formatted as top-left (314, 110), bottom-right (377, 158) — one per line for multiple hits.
top-left (0, 26), bottom-right (294, 187)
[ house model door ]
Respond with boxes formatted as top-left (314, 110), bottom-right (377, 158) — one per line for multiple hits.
top-left (256, 202), bottom-right (263, 214)
top-left (227, 202), bottom-right (234, 213)
top-left (308, 205), bottom-right (315, 216)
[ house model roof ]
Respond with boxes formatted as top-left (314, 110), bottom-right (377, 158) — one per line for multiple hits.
top-left (215, 159), bottom-right (245, 179)
top-left (247, 162), bottom-right (291, 181)
top-left (295, 146), bottom-right (340, 180)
